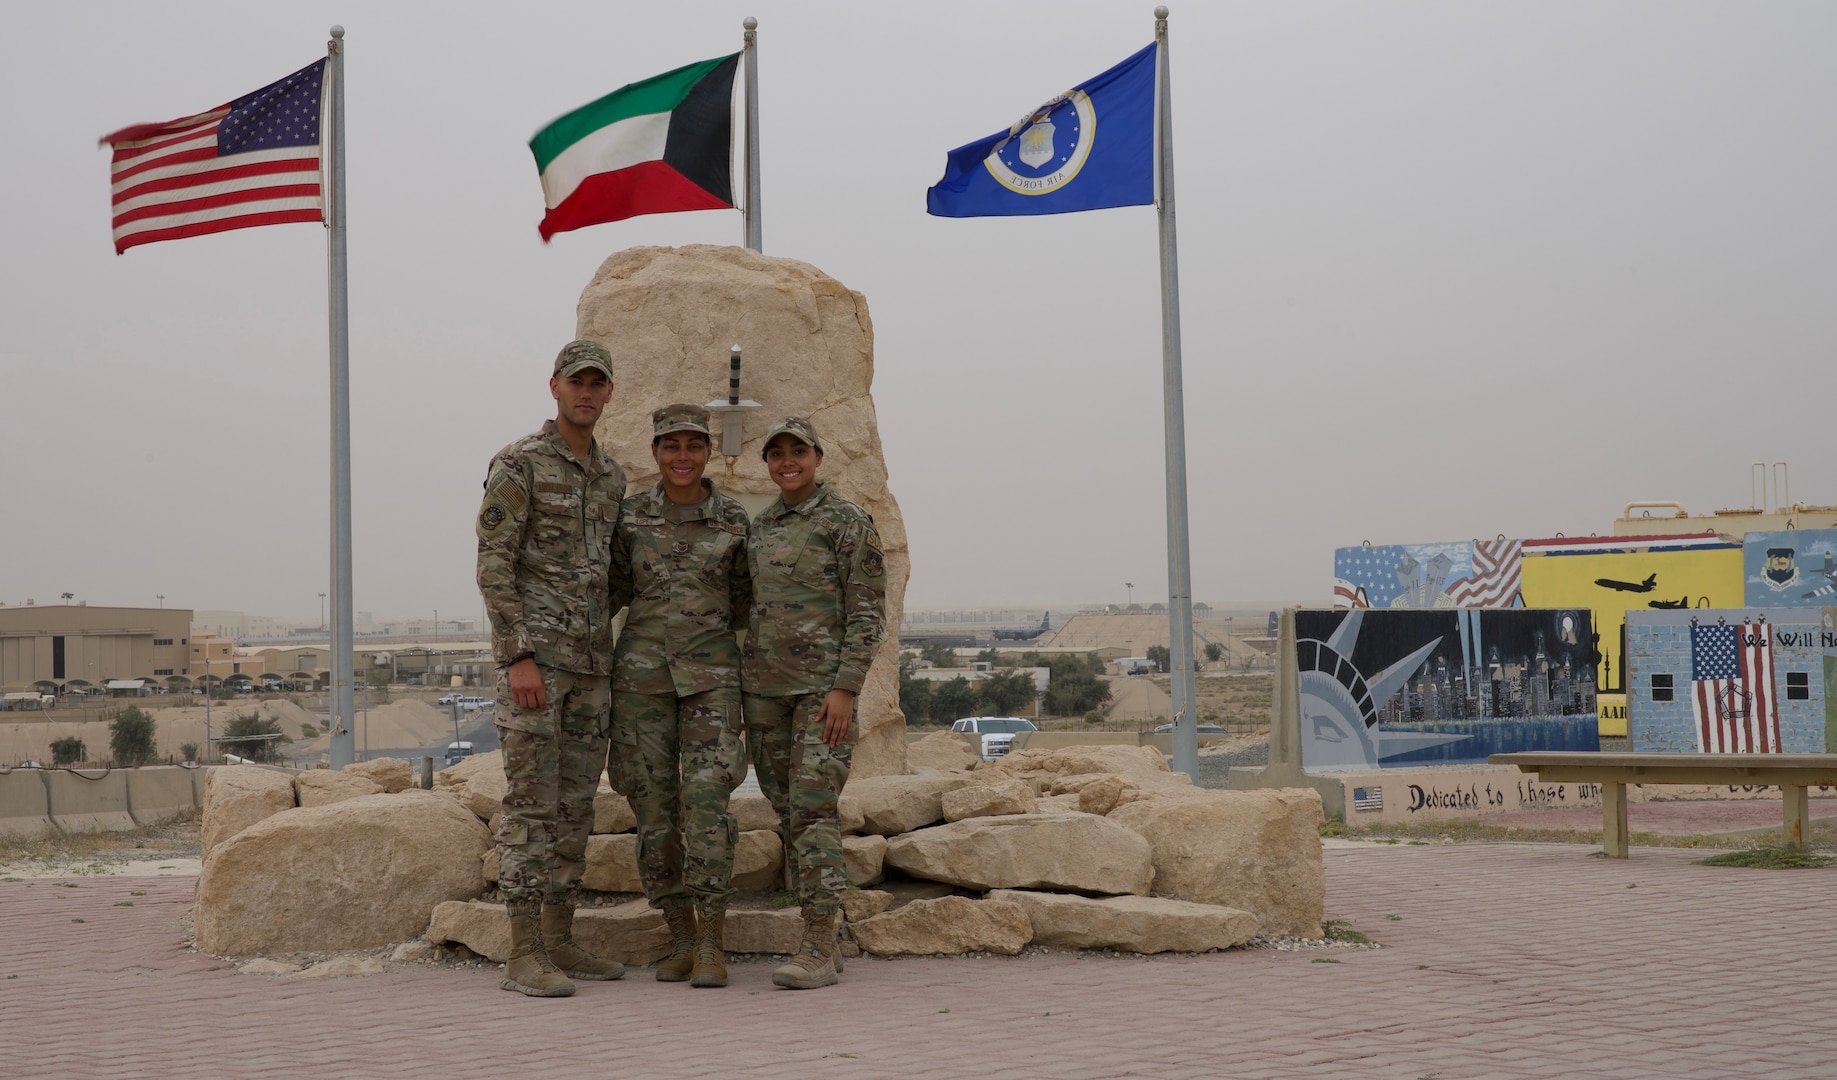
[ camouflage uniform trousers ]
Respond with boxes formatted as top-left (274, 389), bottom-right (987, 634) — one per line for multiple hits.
top-left (612, 686), bottom-right (745, 912)
top-left (742, 692), bottom-right (852, 916)
top-left (494, 665), bottom-right (610, 905)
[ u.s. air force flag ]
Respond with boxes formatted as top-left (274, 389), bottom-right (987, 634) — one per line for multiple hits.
top-left (927, 44), bottom-right (1155, 217)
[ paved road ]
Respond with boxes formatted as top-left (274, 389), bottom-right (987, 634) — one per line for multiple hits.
top-left (4, 841), bottom-right (1832, 1077)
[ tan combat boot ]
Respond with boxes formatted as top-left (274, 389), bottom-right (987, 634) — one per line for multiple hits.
top-left (655, 906), bottom-right (697, 982)
top-left (501, 900), bottom-right (575, 997)
top-left (689, 905), bottom-right (728, 988)
top-left (541, 903), bottom-right (625, 981)
top-left (772, 909), bottom-right (841, 990)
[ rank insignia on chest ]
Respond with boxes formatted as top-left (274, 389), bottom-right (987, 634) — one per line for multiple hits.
top-left (672, 540), bottom-right (691, 555)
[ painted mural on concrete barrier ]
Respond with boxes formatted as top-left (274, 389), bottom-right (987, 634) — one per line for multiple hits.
top-left (1742, 529), bottom-right (1837, 607)
top-left (1517, 534), bottom-right (1743, 737)
top-left (1333, 534), bottom-right (1745, 737)
top-left (1295, 608), bottom-right (1599, 772)
top-left (1332, 539), bottom-right (1523, 610)
top-left (1626, 608), bottom-right (1837, 753)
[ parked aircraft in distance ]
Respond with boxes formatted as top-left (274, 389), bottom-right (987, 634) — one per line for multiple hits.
top-left (1595, 573), bottom-right (1658, 593)
top-left (992, 613), bottom-right (1051, 641)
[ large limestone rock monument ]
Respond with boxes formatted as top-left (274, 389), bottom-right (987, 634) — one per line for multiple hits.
top-left (578, 244), bottom-right (909, 777)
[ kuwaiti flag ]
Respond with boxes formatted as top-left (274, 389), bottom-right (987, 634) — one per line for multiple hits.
top-left (530, 54), bottom-right (740, 240)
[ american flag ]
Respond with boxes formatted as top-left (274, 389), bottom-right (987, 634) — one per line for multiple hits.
top-left (1332, 579), bottom-right (1370, 610)
top-left (100, 59), bottom-right (326, 254)
top-left (1691, 621), bottom-right (1780, 753)
top-left (1352, 786), bottom-right (1383, 813)
top-left (1447, 539), bottom-right (1523, 607)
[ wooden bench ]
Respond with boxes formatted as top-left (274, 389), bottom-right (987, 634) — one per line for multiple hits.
top-left (1488, 752), bottom-right (1837, 859)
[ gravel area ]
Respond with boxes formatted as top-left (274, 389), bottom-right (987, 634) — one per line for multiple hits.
top-left (1193, 737), bottom-right (1268, 789)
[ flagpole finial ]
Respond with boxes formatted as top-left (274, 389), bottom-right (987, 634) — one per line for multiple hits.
top-left (330, 25), bottom-right (344, 38)
top-left (1155, 6), bottom-right (1169, 18)
top-left (744, 16), bottom-right (757, 31)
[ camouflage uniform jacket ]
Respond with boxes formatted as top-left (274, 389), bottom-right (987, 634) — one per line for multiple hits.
top-left (609, 481), bottom-right (752, 697)
top-left (476, 420), bottom-right (628, 675)
top-left (742, 483), bottom-right (887, 696)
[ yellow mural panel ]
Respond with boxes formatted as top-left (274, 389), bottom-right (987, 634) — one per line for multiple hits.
top-left (1518, 547), bottom-right (1743, 735)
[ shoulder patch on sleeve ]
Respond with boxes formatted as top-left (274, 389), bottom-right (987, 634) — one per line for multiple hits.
top-left (478, 468), bottom-right (528, 540)
top-left (859, 530), bottom-right (886, 581)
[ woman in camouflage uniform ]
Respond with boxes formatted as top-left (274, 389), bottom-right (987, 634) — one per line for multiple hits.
top-left (608, 404), bottom-right (752, 988)
top-left (742, 416), bottom-right (888, 990)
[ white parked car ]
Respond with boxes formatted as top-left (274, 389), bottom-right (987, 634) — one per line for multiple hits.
top-left (949, 716), bottom-right (1038, 761)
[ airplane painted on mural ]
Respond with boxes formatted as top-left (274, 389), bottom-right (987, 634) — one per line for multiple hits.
top-left (1595, 573), bottom-right (1658, 593)
top-left (1804, 553), bottom-right (1837, 601)
top-left (992, 614), bottom-right (1051, 641)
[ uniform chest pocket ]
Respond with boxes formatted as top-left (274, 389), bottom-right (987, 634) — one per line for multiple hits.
top-left (699, 526), bottom-right (744, 581)
top-left (790, 528), bottom-right (838, 587)
top-left (531, 493), bottom-right (581, 546)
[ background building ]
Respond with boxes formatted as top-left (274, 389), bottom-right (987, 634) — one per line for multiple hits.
top-left (0, 604), bottom-right (193, 690)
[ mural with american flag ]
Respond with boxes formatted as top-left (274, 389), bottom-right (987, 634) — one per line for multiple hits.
top-left (1333, 540), bottom-right (1523, 611)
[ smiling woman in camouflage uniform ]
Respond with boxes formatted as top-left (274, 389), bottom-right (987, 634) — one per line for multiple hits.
top-left (743, 416), bottom-right (887, 990)
top-left (475, 340), bottom-right (628, 998)
top-left (608, 404), bottom-right (752, 989)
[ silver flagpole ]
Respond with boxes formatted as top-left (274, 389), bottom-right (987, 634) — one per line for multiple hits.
top-left (742, 16), bottom-right (762, 252)
top-left (1154, 6), bottom-right (1197, 779)
top-left (326, 25), bottom-right (355, 768)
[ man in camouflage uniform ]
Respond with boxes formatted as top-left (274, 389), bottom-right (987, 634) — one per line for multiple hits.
top-left (476, 339), bottom-right (628, 998)
top-left (742, 416), bottom-right (887, 990)
top-left (609, 404), bottom-right (752, 989)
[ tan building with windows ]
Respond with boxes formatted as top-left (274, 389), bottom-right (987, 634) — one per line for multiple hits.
top-left (254, 645), bottom-right (329, 686)
top-left (0, 605), bottom-right (194, 690)
top-left (190, 634), bottom-right (267, 681)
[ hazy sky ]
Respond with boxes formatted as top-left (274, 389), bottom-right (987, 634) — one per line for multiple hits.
top-left (4, 2), bottom-right (1834, 623)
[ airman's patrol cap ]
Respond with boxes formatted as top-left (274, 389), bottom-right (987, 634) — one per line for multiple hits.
top-left (760, 416), bottom-right (822, 459)
top-left (651, 403), bottom-right (712, 439)
top-left (553, 340), bottom-right (614, 380)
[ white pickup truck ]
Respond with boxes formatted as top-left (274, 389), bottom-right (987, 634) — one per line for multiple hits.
top-left (949, 716), bottom-right (1038, 761)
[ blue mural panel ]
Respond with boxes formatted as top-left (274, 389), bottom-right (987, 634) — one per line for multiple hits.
top-left (1743, 529), bottom-right (1837, 607)
top-left (1295, 608), bottom-right (1598, 772)
top-left (1333, 540), bottom-right (1523, 610)
top-left (1626, 608), bottom-right (1835, 753)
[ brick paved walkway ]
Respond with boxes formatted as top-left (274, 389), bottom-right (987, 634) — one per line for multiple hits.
top-left (2, 843), bottom-right (1832, 1078)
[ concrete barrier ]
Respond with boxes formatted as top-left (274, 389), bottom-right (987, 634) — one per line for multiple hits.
top-left (1009, 731), bottom-right (1140, 752)
top-left (44, 768), bottom-right (135, 832)
top-left (1137, 733), bottom-right (1236, 756)
top-left (0, 769), bottom-right (53, 838)
top-left (127, 765), bottom-right (202, 827)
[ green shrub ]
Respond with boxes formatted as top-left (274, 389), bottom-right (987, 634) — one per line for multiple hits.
top-left (928, 676), bottom-right (977, 723)
top-left (50, 737), bottom-right (87, 766)
top-left (108, 707), bottom-right (157, 766)
top-left (221, 711), bottom-right (290, 763)
top-left (976, 670), bottom-right (1037, 716)
top-left (300, 723), bottom-right (319, 738)
top-left (1083, 710), bottom-right (1106, 725)
top-left (898, 670), bottom-right (933, 724)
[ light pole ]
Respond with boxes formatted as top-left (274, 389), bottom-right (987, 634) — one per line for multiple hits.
top-left (318, 592), bottom-right (327, 630)
top-left (432, 609), bottom-right (439, 648)
top-left (156, 594), bottom-right (165, 608)
top-left (60, 592), bottom-right (73, 605)
top-left (1126, 583), bottom-right (1134, 607)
